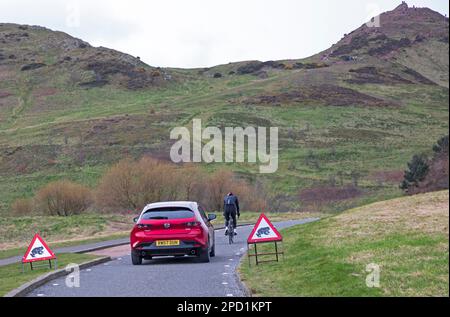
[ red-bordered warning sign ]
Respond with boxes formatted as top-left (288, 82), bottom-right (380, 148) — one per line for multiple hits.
top-left (247, 214), bottom-right (282, 244)
top-left (22, 233), bottom-right (56, 263)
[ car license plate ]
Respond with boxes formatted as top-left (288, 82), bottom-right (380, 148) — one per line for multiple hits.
top-left (156, 240), bottom-right (180, 247)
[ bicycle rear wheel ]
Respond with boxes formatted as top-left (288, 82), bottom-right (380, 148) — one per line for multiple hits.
top-left (228, 219), bottom-right (234, 244)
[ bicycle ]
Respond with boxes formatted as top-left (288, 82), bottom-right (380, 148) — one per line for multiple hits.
top-left (227, 217), bottom-right (235, 244)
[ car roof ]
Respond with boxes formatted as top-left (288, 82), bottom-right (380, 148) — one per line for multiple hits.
top-left (141, 201), bottom-right (199, 212)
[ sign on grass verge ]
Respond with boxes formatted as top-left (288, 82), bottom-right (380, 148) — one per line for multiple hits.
top-left (247, 214), bottom-right (283, 266)
top-left (22, 233), bottom-right (57, 271)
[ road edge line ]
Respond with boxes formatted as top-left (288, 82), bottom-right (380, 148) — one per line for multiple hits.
top-left (3, 256), bottom-right (112, 297)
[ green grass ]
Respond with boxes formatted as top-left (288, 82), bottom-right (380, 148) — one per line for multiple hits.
top-left (239, 190), bottom-right (449, 297)
top-left (0, 253), bottom-right (100, 296)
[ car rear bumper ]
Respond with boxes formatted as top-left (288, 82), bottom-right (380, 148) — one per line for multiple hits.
top-left (131, 230), bottom-right (208, 249)
top-left (133, 241), bottom-right (206, 257)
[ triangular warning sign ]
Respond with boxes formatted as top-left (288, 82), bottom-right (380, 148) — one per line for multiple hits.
top-left (22, 234), bottom-right (56, 263)
top-left (247, 214), bottom-right (282, 243)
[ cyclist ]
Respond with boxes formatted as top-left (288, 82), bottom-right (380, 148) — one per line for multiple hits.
top-left (223, 192), bottom-right (240, 236)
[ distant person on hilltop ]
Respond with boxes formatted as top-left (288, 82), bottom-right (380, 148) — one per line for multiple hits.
top-left (223, 192), bottom-right (240, 236)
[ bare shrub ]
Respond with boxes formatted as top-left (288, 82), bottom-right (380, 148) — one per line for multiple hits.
top-left (36, 180), bottom-right (92, 216)
top-left (11, 198), bottom-right (34, 216)
top-left (95, 158), bottom-right (138, 211)
top-left (95, 159), bottom-right (267, 213)
top-left (179, 164), bottom-right (208, 201)
top-left (95, 157), bottom-right (183, 212)
top-left (199, 169), bottom-right (267, 212)
top-left (231, 179), bottom-right (267, 213)
top-left (136, 157), bottom-right (181, 203)
top-left (205, 169), bottom-right (236, 212)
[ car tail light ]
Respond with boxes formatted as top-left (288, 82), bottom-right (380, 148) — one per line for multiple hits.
top-left (137, 224), bottom-right (152, 230)
top-left (184, 221), bottom-right (201, 227)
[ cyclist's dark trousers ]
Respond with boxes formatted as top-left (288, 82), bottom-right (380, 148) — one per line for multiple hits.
top-left (224, 206), bottom-right (237, 229)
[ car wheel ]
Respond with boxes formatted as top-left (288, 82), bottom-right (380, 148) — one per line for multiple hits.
top-left (210, 242), bottom-right (215, 257)
top-left (131, 251), bottom-right (142, 265)
top-left (198, 243), bottom-right (211, 263)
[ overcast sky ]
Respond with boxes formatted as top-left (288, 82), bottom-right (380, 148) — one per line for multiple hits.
top-left (1, 0), bottom-right (448, 68)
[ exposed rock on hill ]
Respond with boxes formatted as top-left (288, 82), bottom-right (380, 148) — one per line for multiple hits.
top-left (0, 23), bottom-right (173, 90)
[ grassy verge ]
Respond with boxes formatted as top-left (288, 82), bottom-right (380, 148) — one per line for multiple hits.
top-left (239, 190), bottom-right (449, 297)
top-left (0, 253), bottom-right (100, 296)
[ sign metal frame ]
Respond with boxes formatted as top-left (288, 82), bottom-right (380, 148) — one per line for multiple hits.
top-left (247, 214), bottom-right (284, 266)
top-left (21, 233), bottom-right (57, 272)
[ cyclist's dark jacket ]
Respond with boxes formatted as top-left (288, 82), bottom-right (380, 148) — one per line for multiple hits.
top-left (223, 194), bottom-right (240, 216)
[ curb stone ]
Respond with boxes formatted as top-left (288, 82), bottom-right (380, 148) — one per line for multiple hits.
top-left (235, 267), bottom-right (253, 297)
top-left (3, 256), bottom-right (112, 297)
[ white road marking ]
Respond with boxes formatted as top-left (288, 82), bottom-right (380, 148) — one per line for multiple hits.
top-left (117, 258), bottom-right (122, 260)
top-left (229, 259), bottom-right (234, 261)
top-left (86, 269), bottom-right (92, 272)
top-left (222, 272), bottom-right (229, 275)
top-left (37, 293), bottom-right (45, 297)
top-left (52, 283), bottom-right (59, 286)
top-left (226, 294), bottom-right (234, 297)
top-left (224, 265), bottom-right (230, 268)
top-left (222, 282), bottom-right (228, 285)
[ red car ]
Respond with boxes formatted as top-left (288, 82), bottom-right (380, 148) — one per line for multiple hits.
top-left (130, 201), bottom-right (216, 265)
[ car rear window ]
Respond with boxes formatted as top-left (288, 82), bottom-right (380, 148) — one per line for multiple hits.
top-left (141, 207), bottom-right (194, 220)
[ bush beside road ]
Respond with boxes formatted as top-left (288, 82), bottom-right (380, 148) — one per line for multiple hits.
top-left (239, 190), bottom-right (449, 297)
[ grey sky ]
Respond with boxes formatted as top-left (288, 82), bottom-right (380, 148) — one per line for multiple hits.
top-left (1, 0), bottom-right (448, 68)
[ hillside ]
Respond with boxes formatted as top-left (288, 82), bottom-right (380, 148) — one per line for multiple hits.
top-left (322, 2), bottom-right (449, 87)
top-left (240, 190), bottom-right (449, 296)
top-left (0, 23), bottom-right (174, 91)
top-left (0, 2), bottom-right (448, 214)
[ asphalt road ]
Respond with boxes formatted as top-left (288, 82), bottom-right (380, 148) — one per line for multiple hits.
top-left (27, 219), bottom-right (318, 297)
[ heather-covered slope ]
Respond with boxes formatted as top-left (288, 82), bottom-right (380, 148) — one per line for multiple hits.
top-left (0, 2), bottom-right (448, 214)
